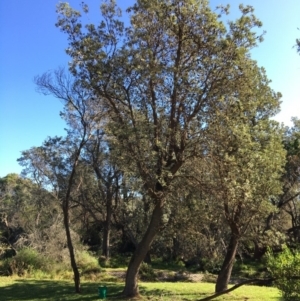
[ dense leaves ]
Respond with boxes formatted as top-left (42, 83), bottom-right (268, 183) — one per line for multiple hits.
top-left (267, 246), bottom-right (300, 301)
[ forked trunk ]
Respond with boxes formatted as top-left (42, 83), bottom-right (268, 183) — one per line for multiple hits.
top-left (215, 233), bottom-right (239, 293)
top-left (122, 201), bottom-right (164, 297)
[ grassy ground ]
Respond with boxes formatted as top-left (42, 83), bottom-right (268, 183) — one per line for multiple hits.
top-left (0, 277), bottom-right (282, 301)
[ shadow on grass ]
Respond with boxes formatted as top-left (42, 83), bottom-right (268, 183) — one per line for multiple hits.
top-left (0, 279), bottom-right (283, 301)
top-left (0, 279), bottom-right (124, 300)
top-left (0, 281), bottom-right (201, 301)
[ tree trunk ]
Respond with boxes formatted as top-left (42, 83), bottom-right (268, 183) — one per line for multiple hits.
top-left (102, 223), bottom-right (110, 259)
top-left (172, 237), bottom-right (180, 261)
top-left (122, 200), bottom-right (164, 297)
top-left (215, 233), bottom-right (239, 293)
top-left (144, 251), bottom-right (152, 264)
top-left (102, 191), bottom-right (112, 259)
top-left (62, 144), bottom-right (84, 294)
top-left (63, 205), bottom-right (81, 293)
top-left (253, 240), bottom-right (266, 260)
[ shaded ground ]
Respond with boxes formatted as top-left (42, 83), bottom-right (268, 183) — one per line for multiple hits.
top-left (107, 269), bottom-right (205, 283)
top-left (0, 279), bottom-right (123, 301)
top-left (0, 278), bottom-right (282, 301)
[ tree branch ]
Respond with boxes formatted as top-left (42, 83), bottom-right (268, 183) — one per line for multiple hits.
top-left (197, 278), bottom-right (276, 301)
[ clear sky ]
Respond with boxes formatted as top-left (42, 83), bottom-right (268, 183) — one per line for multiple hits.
top-left (0, 0), bottom-right (299, 178)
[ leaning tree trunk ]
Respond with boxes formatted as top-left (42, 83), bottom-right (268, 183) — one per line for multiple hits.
top-left (62, 204), bottom-right (81, 293)
top-left (61, 142), bottom-right (85, 294)
top-left (215, 232), bottom-right (239, 293)
top-left (122, 200), bottom-right (164, 297)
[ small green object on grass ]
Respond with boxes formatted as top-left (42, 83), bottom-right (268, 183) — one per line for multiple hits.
top-left (98, 285), bottom-right (107, 299)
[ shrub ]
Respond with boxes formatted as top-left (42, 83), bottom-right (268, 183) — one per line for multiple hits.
top-left (76, 250), bottom-right (101, 276)
top-left (139, 263), bottom-right (157, 281)
top-left (266, 245), bottom-right (300, 301)
top-left (233, 259), bottom-right (267, 278)
top-left (198, 258), bottom-right (221, 274)
top-left (3, 248), bottom-right (47, 276)
top-left (99, 254), bottom-right (131, 268)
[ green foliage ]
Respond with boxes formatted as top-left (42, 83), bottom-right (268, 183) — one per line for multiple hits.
top-left (14, 0), bottom-right (292, 296)
top-left (151, 258), bottom-right (187, 271)
top-left (99, 255), bottom-right (131, 268)
top-left (139, 263), bottom-right (157, 281)
top-left (76, 250), bottom-right (101, 276)
top-left (233, 259), bottom-right (267, 278)
top-left (176, 260), bottom-right (186, 269)
top-left (266, 245), bottom-right (300, 300)
top-left (198, 258), bottom-right (222, 274)
top-left (0, 248), bottom-right (104, 280)
top-left (1, 248), bottom-right (48, 276)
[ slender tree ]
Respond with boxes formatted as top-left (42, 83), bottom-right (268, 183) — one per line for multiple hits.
top-left (19, 69), bottom-right (104, 293)
top-left (83, 133), bottom-right (122, 259)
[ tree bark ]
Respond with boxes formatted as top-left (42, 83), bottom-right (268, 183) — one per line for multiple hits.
top-left (172, 237), bottom-right (180, 261)
top-left (102, 222), bottom-right (111, 258)
top-left (122, 200), bottom-right (164, 297)
top-left (253, 240), bottom-right (266, 260)
top-left (215, 233), bottom-right (239, 293)
top-left (63, 205), bottom-right (80, 293)
top-left (144, 251), bottom-right (152, 264)
top-left (102, 190), bottom-right (112, 259)
top-left (62, 140), bottom-right (86, 294)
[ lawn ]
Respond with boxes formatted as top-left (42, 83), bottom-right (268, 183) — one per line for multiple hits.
top-left (0, 277), bottom-right (282, 300)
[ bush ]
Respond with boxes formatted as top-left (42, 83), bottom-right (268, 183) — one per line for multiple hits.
top-left (198, 258), bottom-right (221, 274)
top-left (3, 248), bottom-right (47, 276)
top-left (76, 250), bottom-right (101, 276)
top-left (99, 254), bottom-right (131, 268)
top-left (266, 245), bottom-right (300, 301)
top-left (139, 263), bottom-right (157, 281)
top-left (233, 259), bottom-right (267, 278)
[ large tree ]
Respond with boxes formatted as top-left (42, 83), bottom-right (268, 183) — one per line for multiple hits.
top-left (56, 0), bottom-right (282, 296)
top-left (205, 91), bottom-right (285, 292)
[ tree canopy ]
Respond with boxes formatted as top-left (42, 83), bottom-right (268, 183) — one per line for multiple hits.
top-left (0, 0), bottom-right (294, 298)
top-left (51, 0), bottom-right (286, 296)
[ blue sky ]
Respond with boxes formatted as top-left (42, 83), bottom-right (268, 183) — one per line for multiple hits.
top-left (0, 0), bottom-right (299, 177)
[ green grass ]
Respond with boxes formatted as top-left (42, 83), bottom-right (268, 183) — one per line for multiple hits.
top-left (0, 277), bottom-right (282, 300)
